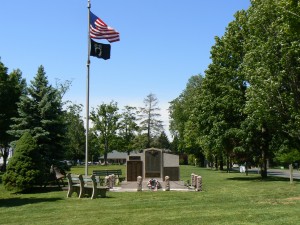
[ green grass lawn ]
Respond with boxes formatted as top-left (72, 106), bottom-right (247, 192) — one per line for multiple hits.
top-left (0, 166), bottom-right (299, 225)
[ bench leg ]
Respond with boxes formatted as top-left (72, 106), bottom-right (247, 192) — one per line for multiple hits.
top-left (67, 187), bottom-right (72, 197)
top-left (91, 187), bottom-right (96, 199)
top-left (79, 186), bottom-right (84, 198)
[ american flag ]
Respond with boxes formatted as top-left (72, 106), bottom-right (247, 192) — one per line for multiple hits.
top-left (90, 11), bottom-right (120, 43)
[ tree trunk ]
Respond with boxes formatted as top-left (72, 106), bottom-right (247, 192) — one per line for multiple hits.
top-left (226, 154), bottom-right (230, 173)
top-left (219, 153), bottom-right (224, 170)
top-left (104, 152), bottom-right (108, 165)
top-left (104, 138), bottom-right (108, 165)
top-left (260, 149), bottom-right (268, 178)
top-left (260, 126), bottom-right (268, 179)
top-left (289, 164), bottom-right (293, 184)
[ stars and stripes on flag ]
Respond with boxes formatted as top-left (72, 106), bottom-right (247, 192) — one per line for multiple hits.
top-left (90, 11), bottom-right (120, 43)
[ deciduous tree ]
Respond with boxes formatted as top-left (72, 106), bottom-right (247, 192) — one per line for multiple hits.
top-left (119, 105), bottom-right (139, 154)
top-left (90, 101), bottom-right (120, 164)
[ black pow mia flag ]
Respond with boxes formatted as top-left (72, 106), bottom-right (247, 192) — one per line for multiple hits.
top-left (90, 39), bottom-right (111, 60)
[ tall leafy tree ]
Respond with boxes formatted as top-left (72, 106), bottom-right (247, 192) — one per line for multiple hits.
top-left (90, 101), bottom-right (120, 164)
top-left (119, 105), bottom-right (139, 154)
top-left (199, 10), bottom-right (247, 170)
top-left (88, 129), bottom-right (101, 163)
top-left (64, 103), bottom-right (85, 161)
top-left (169, 75), bottom-right (204, 163)
top-left (9, 65), bottom-right (67, 177)
top-left (0, 61), bottom-right (26, 171)
top-left (138, 93), bottom-right (163, 148)
top-left (241, 0), bottom-right (300, 177)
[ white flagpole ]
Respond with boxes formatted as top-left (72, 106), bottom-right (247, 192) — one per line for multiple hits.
top-left (85, 0), bottom-right (91, 176)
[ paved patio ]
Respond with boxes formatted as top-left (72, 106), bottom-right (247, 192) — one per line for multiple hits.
top-left (110, 180), bottom-right (194, 192)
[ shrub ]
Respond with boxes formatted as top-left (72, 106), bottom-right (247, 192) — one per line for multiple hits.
top-left (3, 132), bottom-right (44, 192)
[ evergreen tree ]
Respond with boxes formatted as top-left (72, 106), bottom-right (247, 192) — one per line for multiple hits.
top-left (9, 65), bottom-right (66, 177)
top-left (3, 132), bottom-right (44, 191)
top-left (138, 93), bottom-right (163, 148)
top-left (152, 131), bottom-right (170, 149)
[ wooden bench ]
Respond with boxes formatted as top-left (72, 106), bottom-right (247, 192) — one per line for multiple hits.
top-left (93, 169), bottom-right (123, 184)
top-left (67, 173), bottom-right (108, 199)
top-left (66, 173), bottom-right (82, 198)
top-left (81, 175), bottom-right (108, 199)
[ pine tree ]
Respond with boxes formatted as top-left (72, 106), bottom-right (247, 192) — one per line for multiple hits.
top-left (3, 132), bottom-right (44, 191)
top-left (9, 65), bottom-right (66, 176)
top-left (138, 93), bottom-right (163, 148)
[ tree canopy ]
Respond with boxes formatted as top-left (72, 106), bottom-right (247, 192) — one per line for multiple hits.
top-left (169, 0), bottom-right (300, 176)
top-left (0, 61), bottom-right (26, 171)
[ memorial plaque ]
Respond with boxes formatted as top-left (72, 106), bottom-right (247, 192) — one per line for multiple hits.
top-left (145, 150), bottom-right (161, 178)
top-left (163, 167), bottom-right (179, 181)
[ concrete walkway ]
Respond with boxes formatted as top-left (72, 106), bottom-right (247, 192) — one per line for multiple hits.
top-left (110, 180), bottom-right (194, 192)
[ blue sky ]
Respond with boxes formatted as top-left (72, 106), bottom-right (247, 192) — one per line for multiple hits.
top-left (1, 0), bottom-right (251, 137)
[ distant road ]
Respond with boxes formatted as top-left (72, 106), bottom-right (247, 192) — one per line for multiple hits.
top-left (242, 167), bottom-right (300, 180)
top-left (267, 168), bottom-right (300, 180)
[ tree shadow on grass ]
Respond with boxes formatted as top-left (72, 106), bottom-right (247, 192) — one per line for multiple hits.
top-left (0, 197), bottom-right (63, 208)
top-left (26, 186), bottom-right (64, 193)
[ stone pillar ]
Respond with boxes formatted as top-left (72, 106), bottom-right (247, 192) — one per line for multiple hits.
top-left (108, 175), bottom-right (114, 189)
top-left (194, 175), bottom-right (198, 188)
top-left (196, 176), bottom-right (202, 192)
top-left (104, 176), bottom-right (110, 188)
top-left (137, 176), bottom-right (143, 191)
top-left (115, 175), bottom-right (120, 185)
top-left (111, 174), bottom-right (115, 187)
top-left (165, 176), bottom-right (170, 191)
top-left (191, 173), bottom-right (195, 187)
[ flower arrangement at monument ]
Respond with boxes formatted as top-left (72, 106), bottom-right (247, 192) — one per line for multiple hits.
top-left (147, 178), bottom-right (161, 190)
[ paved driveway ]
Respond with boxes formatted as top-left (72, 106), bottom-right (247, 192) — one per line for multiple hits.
top-left (242, 167), bottom-right (300, 180)
top-left (267, 168), bottom-right (300, 180)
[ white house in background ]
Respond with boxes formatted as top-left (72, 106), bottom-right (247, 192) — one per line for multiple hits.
top-left (99, 150), bottom-right (129, 165)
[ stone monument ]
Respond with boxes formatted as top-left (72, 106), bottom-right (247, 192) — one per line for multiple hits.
top-left (126, 148), bottom-right (180, 181)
